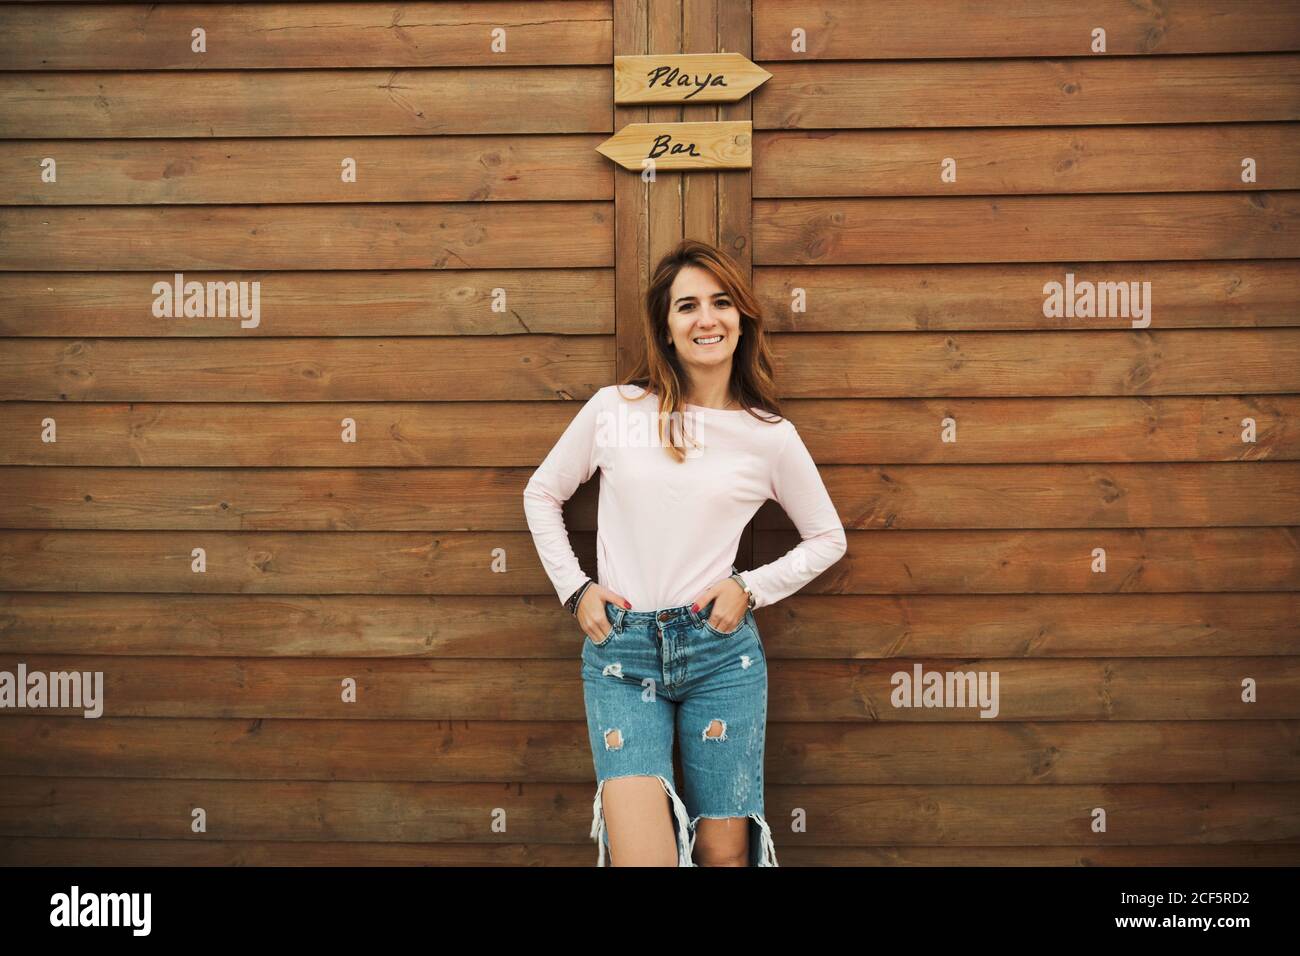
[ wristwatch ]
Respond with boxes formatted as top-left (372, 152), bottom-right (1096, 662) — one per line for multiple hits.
top-left (729, 572), bottom-right (756, 610)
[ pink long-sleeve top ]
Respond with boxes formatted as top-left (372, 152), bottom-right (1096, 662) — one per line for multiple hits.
top-left (523, 383), bottom-right (848, 612)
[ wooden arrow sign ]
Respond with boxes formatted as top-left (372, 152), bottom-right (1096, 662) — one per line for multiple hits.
top-left (613, 52), bottom-right (772, 104)
top-left (595, 121), bottom-right (752, 171)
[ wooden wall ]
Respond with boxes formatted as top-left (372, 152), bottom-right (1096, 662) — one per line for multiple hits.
top-left (744, 0), bottom-right (1300, 864)
top-left (0, 0), bottom-right (1297, 866)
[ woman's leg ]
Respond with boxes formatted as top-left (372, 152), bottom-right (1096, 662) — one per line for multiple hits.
top-left (593, 774), bottom-right (690, 867)
top-left (677, 608), bottom-right (778, 866)
top-left (581, 603), bottom-right (690, 865)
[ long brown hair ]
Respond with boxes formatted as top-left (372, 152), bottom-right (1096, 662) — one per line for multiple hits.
top-left (615, 238), bottom-right (784, 462)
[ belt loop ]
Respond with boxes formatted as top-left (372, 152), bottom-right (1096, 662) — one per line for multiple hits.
top-left (614, 604), bottom-right (626, 632)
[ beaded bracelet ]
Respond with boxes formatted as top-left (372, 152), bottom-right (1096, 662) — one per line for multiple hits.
top-left (565, 578), bottom-right (594, 615)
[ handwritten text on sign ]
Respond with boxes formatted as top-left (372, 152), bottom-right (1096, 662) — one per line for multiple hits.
top-left (613, 52), bottom-right (772, 104)
top-left (595, 121), bottom-right (752, 171)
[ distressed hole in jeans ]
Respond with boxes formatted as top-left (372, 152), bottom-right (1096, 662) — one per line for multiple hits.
top-left (703, 718), bottom-right (727, 742)
top-left (604, 728), bottom-right (623, 750)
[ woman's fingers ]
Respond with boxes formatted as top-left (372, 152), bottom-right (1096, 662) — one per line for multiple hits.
top-left (690, 584), bottom-right (719, 613)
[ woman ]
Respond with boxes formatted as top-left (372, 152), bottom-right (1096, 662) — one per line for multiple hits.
top-left (523, 238), bottom-right (848, 866)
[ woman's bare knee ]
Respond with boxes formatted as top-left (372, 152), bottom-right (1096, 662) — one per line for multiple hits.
top-left (691, 817), bottom-right (749, 867)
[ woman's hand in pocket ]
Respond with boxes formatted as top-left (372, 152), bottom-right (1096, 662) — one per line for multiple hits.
top-left (577, 584), bottom-right (631, 643)
top-left (691, 578), bottom-right (748, 634)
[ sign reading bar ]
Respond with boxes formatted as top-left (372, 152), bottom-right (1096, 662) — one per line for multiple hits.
top-left (613, 52), bottom-right (772, 104)
top-left (596, 120), bottom-right (752, 171)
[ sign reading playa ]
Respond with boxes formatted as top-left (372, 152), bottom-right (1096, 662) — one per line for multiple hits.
top-left (612, 51), bottom-right (772, 105)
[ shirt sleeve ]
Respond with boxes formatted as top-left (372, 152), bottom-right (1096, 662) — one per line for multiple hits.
top-left (523, 388), bottom-right (605, 607)
top-left (742, 423), bottom-right (848, 610)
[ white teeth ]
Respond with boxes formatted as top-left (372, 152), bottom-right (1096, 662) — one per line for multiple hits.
top-left (694, 335), bottom-right (723, 344)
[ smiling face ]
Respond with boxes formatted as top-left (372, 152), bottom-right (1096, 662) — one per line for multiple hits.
top-left (665, 265), bottom-right (742, 374)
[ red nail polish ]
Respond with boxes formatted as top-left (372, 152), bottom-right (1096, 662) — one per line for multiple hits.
top-left (691, 603), bottom-right (699, 612)
top-left (623, 601), bottom-right (631, 609)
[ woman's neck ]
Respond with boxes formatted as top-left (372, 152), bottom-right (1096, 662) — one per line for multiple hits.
top-left (684, 378), bottom-right (735, 410)
top-left (686, 394), bottom-right (736, 410)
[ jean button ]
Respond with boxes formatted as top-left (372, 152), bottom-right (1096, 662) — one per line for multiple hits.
top-left (657, 611), bottom-right (670, 622)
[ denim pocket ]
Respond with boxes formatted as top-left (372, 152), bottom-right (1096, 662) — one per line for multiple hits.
top-left (700, 604), bottom-right (747, 638)
top-left (587, 603), bottom-right (617, 647)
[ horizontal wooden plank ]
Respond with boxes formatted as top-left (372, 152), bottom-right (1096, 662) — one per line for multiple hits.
top-left (1, 528), bottom-right (1296, 593)
top-left (4, 716), bottom-right (1296, 784)
top-left (4, 837), bottom-right (1297, 867)
top-left (5, 195), bottom-right (1291, 271)
top-left (803, 462), bottom-right (1300, 529)
top-left (786, 396), bottom-right (1300, 464)
top-left (755, 0), bottom-right (1300, 59)
top-left (0, 530), bottom-right (591, 593)
top-left (771, 843), bottom-right (1300, 865)
top-left (0, 2), bottom-right (612, 69)
top-left (0, 270), bottom-right (614, 336)
top-left (2, 331), bottom-right (1295, 400)
top-left (760, 527), bottom-right (1300, 594)
top-left (0, 396), bottom-right (1294, 465)
top-left (0, 836), bottom-right (590, 867)
top-left (766, 330), bottom-right (1300, 396)
top-left (753, 593), bottom-right (1300, 659)
top-left (0, 656), bottom-right (1297, 721)
top-left (755, 261), bottom-right (1300, 332)
top-left (7, 260), bottom-right (1292, 333)
top-left (0, 136), bottom-right (611, 204)
top-left (1, 777), bottom-right (1297, 843)
top-left (2, 592), bottom-right (1296, 658)
top-left (1, 463), bottom-right (1295, 531)
top-left (754, 124), bottom-right (1300, 196)
top-left (0, 336), bottom-right (612, 401)
top-left (0, 466), bottom-right (588, 531)
top-left (753, 193), bottom-right (1299, 264)
top-left (0, 261), bottom-right (1291, 336)
top-left (0, 68), bottom-right (611, 137)
top-left (0, 203), bottom-right (614, 270)
top-left (754, 55), bottom-right (1300, 128)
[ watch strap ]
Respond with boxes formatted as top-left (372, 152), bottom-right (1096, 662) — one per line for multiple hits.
top-left (730, 572), bottom-right (756, 610)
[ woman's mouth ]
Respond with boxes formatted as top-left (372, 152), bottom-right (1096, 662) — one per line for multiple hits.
top-left (693, 334), bottom-right (724, 346)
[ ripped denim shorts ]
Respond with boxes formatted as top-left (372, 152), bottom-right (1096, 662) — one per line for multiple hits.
top-left (580, 597), bottom-right (777, 867)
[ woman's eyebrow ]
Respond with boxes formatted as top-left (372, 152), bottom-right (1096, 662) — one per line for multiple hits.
top-left (672, 292), bottom-right (731, 305)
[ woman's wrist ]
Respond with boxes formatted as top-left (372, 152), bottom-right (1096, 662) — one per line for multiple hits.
top-left (729, 572), bottom-right (756, 610)
top-left (565, 579), bottom-right (594, 615)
